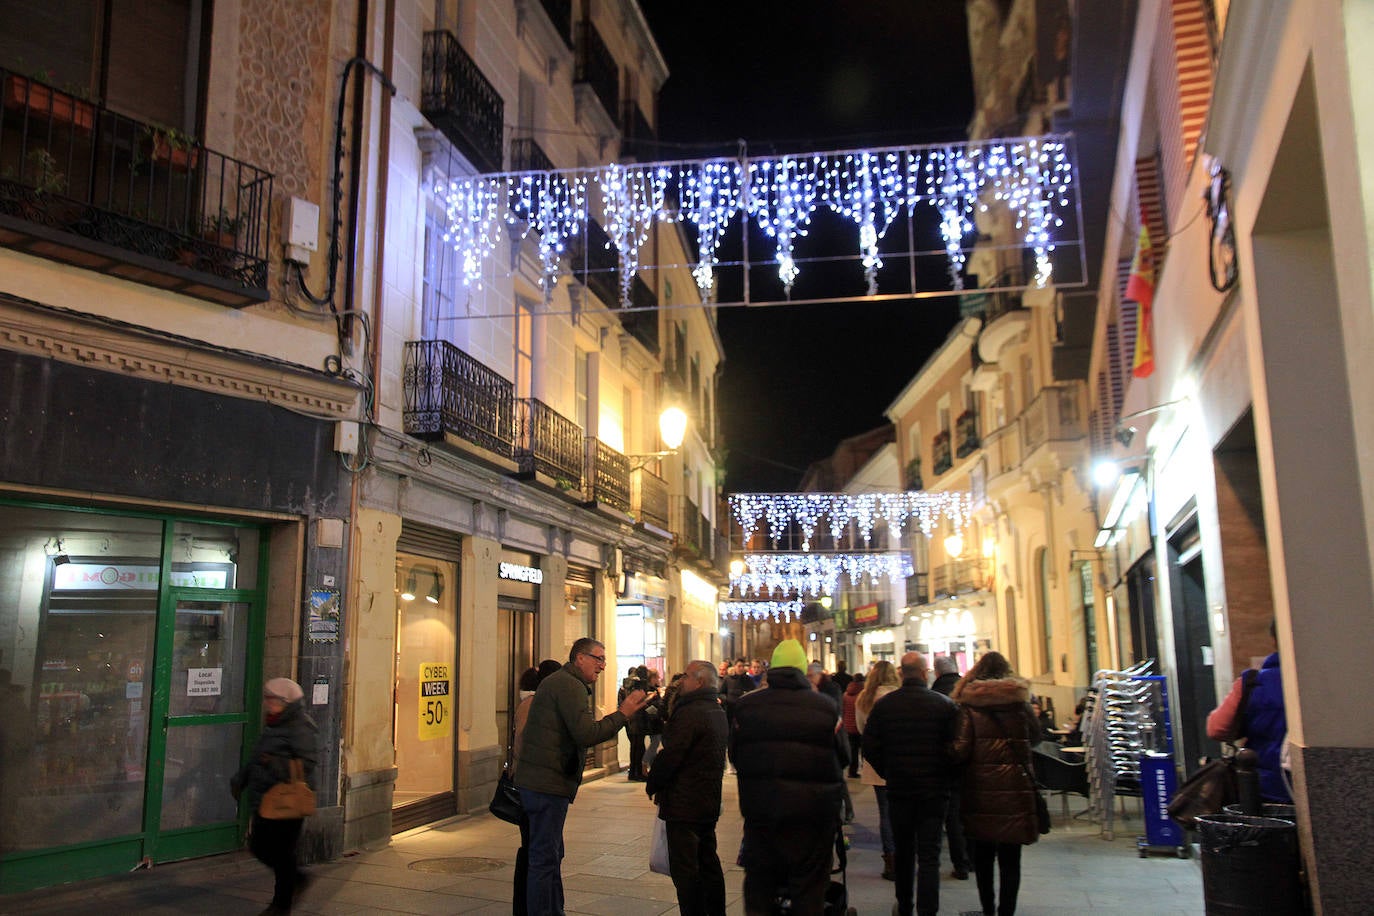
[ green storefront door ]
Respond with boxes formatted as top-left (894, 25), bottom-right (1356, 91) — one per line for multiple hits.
top-left (0, 507), bottom-right (267, 893)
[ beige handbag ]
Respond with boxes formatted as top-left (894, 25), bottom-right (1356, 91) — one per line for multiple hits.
top-left (258, 758), bottom-right (316, 819)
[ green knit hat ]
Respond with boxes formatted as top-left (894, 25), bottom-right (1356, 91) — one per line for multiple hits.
top-left (770, 638), bottom-right (808, 672)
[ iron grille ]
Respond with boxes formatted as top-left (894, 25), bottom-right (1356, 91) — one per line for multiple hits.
top-left (585, 437), bottom-right (630, 512)
top-left (514, 398), bottom-right (583, 486)
top-left (421, 31), bottom-right (505, 173)
top-left (575, 21), bottom-right (619, 121)
top-left (403, 340), bottom-right (515, 457)
top-left (631, 467), bottom-right (669, 529)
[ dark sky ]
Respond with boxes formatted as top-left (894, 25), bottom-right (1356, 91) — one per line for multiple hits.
top-left (640, 1), bottom-right (975, 493)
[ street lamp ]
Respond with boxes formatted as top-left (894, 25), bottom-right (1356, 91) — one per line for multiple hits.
top-left (629, 406), bottom-right (689, 468)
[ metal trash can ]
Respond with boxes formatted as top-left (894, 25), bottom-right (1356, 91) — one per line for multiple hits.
top-left (1197, 814), bottom-right (1303, 915)
top-left (1222, 803), bottom-right (1296, 823)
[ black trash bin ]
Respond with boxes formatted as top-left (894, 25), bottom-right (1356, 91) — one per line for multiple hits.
top-left (1222, 803), bottom-right (1296, 822)
top-left (1197, 814), bottom-right (1303, 915)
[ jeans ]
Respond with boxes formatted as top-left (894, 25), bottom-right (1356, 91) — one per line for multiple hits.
top-left (972, 839), bottom-right (1022, 916)
top-left (249, 814), bottom-right (304, 910)
top-left (887, 791), bottom-right (948, 916)
top-left (666, 819), bottom-right (726, 916)
top-left (874, 785), bottom-right (895, 854)
top-left (520, 788), bottom-right (571, 915)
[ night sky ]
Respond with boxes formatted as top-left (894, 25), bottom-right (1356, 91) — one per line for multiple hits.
top-left (640, 1), bottom-right (975, 493)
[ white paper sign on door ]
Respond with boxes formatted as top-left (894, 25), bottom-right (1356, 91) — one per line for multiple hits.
top-left (187, 667), bottom-right (223, 696)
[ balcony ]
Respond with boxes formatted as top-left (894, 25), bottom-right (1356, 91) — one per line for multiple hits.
top-left (631, 467), bottom-right (670, 532)
top-left (955, 409), bottom-right (980, 458)
top-left (673, 496), bottom-right (726, 572)
top-left (932, 430), bottom-right (953, 476)
top-left (584, 437), bottom-right (631, 513)
top-left (421, 31), bottom-right (505, 173)
top-left (983, 382), bottom-right (1087, 496)
top-left (575, 21), bottom-right (619, 123)
top-left (620, 274), bottom-right (659, 353)
top-left (905, 572), bottom-right (930, 607)
top-left (932, 557), bottom-right (990, 597)
top-left (510, 137), bottom-right (555, 173)
top-left (569, 216), bottom-right (619, 306)
top-left (514, 398), bottom-right (583, 488)
top-left (904, 458), bottom-right (924, 491)
top-left (0, 69), bottom-right (271, 306)
top-left (403, 340), bottom-right (515, 462)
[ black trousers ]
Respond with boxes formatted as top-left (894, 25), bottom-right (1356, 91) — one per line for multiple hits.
top-left (944, 787), bottom-right (971, 872)
top-left (845, 732), bottom-right (862, 777)
top-left (249, 814), bottom-right (304, 910)
top-left (971, 839), bottom-right (1023, 916)
top-left (666, 819), bottom-right (726, 916)
top-left (628, 731), bottom-right (647, 778)
top-left (514, 812), bottom-right (531, 916)
top-left (741, 819), bottom-right (835, 916)
top-left (887, 791), bottom-right (947, 916)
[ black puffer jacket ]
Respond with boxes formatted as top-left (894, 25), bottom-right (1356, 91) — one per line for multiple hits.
top-left (646, 686), bottom-right (728, 823)
top-left (861, 677), bottom-right (958, 798)
top-left (231, 700), bottom-right (318, 808)
top-left (950, 676), bottom-right (1041, 845)
top-left (729, 667), bottom-right (844, 825)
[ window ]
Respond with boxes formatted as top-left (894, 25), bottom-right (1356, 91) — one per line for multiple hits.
top-left (517, 71), bottom-right (537, 139)
top-left (0, 0), bottom-right (206, 132)
top-left (422, 211), bottom-right (459, 342)
top-left (575, 348), bottom-right (594, 436)
top-left (514, 298), bottom-right (534, 400)
top-left (1036, 546), bottom-right (1052, 675)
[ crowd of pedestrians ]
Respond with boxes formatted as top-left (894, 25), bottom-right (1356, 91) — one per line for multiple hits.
top-left (511, 638), bottom-right (1049, 916)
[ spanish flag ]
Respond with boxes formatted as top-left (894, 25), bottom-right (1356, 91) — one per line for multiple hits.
top-left (1126, 222), bottom-right (1155, 378)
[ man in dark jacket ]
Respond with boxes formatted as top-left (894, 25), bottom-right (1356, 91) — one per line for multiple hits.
top-left (515, 638), bottom-right (645, 914)
top-left (930, 655), bottom-right (971, 880)
top-left (646, 660), bottom-right (729, 916)
top-left (730, 639), bottom-right (844, 916)
top-left (862, 652), bottom-right (958, 916)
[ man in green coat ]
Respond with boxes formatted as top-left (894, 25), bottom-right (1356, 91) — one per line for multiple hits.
top-left (515, 637), bottom-right (645, 914)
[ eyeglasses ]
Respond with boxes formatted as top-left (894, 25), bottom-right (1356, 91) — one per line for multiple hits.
top-left (582, 653), bottom-right (607, 666)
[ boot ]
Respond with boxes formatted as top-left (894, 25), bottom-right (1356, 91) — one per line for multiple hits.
top-left (881, 852), bottom-right (895, 881)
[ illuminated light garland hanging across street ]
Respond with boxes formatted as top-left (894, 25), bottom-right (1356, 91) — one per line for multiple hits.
top-left (719, 599), bottom-right (807, 621)
top-left (730, 552), bottom-right (915, 598)
top-left (435, 135), bottom-right (1078, 303)
top-left (728, 491), bottom-right (973, 549)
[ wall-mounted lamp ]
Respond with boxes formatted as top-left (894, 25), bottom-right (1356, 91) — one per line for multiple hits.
top-left (629, 406), bottom-right (690, 469)
top-left (400, 573), bottom-right (417, 602)
top-left (46, 537), bottom-right (70, 566)
top-left (944, 533), bottom-right (965, 559)
top-left (729, 558), bottom-right (745, 578)
top-left (426, 575), bottom-right (444, 604)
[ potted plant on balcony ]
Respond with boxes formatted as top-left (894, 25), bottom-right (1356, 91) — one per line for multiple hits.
top-left (904, 457), bottom-right (924, 491)
top-left (144, 125), bottom-right (199, 171)
top-left (3, 70), bottom-right (96, 133)
top-left (201, 209), bottom-right (242, 249)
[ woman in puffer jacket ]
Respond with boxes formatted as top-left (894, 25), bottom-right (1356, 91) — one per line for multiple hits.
top-left (949, 652), bottom-right (1041, 916)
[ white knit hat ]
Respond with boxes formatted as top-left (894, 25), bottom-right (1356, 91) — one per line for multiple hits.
top-left (264, 677), bottom-right (304, 702)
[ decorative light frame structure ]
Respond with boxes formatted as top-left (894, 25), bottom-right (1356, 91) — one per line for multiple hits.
top-left (435, 135), bottom-right (1078, 304)
top-left (729, 491), bottom-right (973, 550)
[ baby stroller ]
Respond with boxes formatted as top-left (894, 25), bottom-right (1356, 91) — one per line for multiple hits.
top-left (770, 822), bottom-right (856, 916)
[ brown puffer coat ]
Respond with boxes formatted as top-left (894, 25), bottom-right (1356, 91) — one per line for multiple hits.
top-left (950, 676), bottom-right (1041, 846)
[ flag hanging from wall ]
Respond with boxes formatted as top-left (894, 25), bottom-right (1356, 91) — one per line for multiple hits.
top-left (1127, 222), bottom-right (1156, 378)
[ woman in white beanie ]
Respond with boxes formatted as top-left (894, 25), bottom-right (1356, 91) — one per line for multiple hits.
top-left (231, 677), bottom-right (318, 915)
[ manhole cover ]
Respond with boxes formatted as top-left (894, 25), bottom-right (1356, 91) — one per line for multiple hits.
top-left (408, 856), bottom-right (507, 874)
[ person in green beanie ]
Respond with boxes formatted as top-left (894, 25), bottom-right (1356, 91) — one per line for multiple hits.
top-left (729, 639), bottom-right (844, 915)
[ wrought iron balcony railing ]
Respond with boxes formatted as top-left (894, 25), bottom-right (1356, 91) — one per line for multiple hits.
top-left (673, 496), bottom-right (719, 563)
top-left (905, 572), bottom-right (930, 607)
top-left (620, 100), bottom-right (656, 161)
top-left (575, 20), bottom-right (619, 122)
top-left (959, 265), bottom-right (1026, 322)
top-left (932, 557), bottom-right (990, 597)
top-left (514, 398), bottom-right (583, 486)
top-left (539, 0), bottom-right (573, 48)
top-left (631, 467), bottom-right (670, 530)
top-left (421, 31), bottom-right (505, 173)
top-left (955, 409), bottom-right (980, 458)
top-left (510, 136), bottom-right (555, 173)
top-left (403, 340), bottom-right (515, 457)
top-left (0, 67), bottom-right (271, 306)
top-left (584, 437), bottom-right (630, 512)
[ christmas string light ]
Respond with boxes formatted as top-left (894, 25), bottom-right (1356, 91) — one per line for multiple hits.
top-left (719, 599), bottom-right (806, 621)
top-left (730, 552), bottom-right (914, 597)
top-left (434, 136), bottom-right (1078, 301)
top-left (729, 491), bottom-right (973, 548)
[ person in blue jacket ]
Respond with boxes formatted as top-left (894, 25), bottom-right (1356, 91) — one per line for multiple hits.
top-left (1206, 620), bottom-right (1290, 802)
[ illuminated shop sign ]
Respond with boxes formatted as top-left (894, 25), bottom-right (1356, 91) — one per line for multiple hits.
top-left (52, 563), bottom-right (230, 591)
top-left (498, 562), bottom-right (543, 585)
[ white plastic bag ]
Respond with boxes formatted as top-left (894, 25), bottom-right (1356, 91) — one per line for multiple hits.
top-left (649, 816), bottom-right (671, 875)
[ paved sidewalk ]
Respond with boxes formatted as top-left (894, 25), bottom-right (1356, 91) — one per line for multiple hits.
top-left (1, 775), bottom-right (1203, 915)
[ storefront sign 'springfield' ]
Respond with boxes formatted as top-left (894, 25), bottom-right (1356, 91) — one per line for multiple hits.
top-left (498, 562), bottom-right (543, 584)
